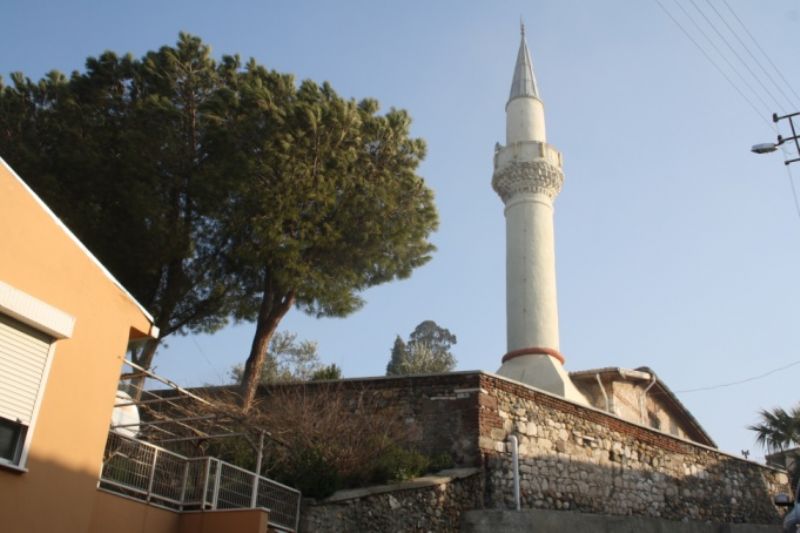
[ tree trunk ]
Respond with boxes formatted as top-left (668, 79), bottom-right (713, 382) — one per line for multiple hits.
top-left (130, 337), bottom-right (162, 400)
top-left (240, 272), bottom-right (295, 411)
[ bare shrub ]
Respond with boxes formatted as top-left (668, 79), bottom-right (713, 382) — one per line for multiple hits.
top-left (248, 383), bottom-right (409, 495)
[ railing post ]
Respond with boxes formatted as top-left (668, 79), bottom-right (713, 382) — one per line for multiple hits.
top-left (250, 430), bottom-right (265, 508)
top-left (202, 458), bottom-right (212, 509)
top-left (179, 459), bottom-right (190, 510)
top-left (295, 490), bottom-right (302, 533)
top-left (146, 448), bottom-right (159, 503)
top-left (212, 459), bottom-right (221, 509)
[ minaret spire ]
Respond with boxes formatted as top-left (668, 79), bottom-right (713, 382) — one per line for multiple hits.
top-left (492, 24), bottom-right (587, 404)
top-left (508, 20), bottom-right (539, 104)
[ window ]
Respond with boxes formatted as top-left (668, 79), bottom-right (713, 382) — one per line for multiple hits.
top-left (0, 313), bottom-right (54, 468)
top-left (0, 417), bottom-right (25, 464)
top-left (648, 411), bottom-right (661, 430)
top-left (0, 280), bottom-right (74, 470)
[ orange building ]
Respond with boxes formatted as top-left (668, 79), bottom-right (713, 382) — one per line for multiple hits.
top-left (0, 158), bottom-right (283, 533)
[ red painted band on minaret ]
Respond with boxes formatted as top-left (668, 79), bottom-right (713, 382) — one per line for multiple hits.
top-left (502, 347), bottom-right (565, 365)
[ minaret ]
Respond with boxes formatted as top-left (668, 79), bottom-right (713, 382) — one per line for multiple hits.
top-left (492, 23), bottom-right (586, 403)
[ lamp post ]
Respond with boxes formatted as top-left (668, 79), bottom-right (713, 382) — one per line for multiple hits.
top-left (751, 111), bottom-right (800, 165)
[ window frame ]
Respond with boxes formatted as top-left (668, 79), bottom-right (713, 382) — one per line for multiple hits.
top-left (0, 321), bottom-right (57, 472)
top-left (0, 281), bottom-right (73, 472)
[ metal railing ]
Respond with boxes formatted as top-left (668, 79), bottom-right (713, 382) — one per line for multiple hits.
top-left (99, 432), bottom-right (301, 532)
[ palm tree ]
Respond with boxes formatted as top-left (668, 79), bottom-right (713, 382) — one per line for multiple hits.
top-left (749, 406), bottom-right (800, 453)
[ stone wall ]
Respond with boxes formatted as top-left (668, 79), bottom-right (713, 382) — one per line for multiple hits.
top-left (478, 373), bottom-right (788, 524)
top-left (263, 372), bottom-right (788, 528)
top-left (300, 468), bottom-right (482, 533)
top-left (262, 373), bottom-right (483, 466)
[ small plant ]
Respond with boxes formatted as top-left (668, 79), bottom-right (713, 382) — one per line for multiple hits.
top-left (274, 446), bottom-right (342, 499)
top-left (427, 451), bottom-right (454, 472)
top-left (371, 443), bottom-right (430, 483)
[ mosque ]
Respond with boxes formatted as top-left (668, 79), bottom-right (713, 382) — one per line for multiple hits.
top-left (301, 25), bottom-right (787, 529)
top-left (491, 24), bottom-right (713, 446)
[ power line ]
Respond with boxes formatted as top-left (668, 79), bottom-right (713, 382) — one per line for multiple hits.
top-left (721, 0), bottom-right (800, 107)
top-left (652, 0), bottom-right (774, 128)
top-left (670, 0), bottom-right (773, 116)
top-left (673, 358), bottom-right (800, 394)
top-left (191, 336), bottom-right (227, 385)
top-left (703, 0), bottom-right (798, 112)
top-left (687, 0), bottom-right (787, 114)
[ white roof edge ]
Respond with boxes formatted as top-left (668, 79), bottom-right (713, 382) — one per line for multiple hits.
top-left (1, 156), bottom-right (157, 332)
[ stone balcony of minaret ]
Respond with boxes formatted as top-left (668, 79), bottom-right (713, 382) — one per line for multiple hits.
top-left (493, 140), bottom-right (563, 170)
top-left (492, 141), bottom-right (564, 203)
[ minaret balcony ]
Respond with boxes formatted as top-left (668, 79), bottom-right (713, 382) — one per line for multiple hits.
top-left (494, 140), bottom-right (563, 171)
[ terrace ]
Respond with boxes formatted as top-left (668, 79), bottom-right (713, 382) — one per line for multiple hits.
top-left (98, 360), bottom-right (301, 532)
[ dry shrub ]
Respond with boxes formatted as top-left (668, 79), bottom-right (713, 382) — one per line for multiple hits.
top-left (247, 382), bottom-right (410, 496)
top-left (152, 383), bottom-right (428, 498)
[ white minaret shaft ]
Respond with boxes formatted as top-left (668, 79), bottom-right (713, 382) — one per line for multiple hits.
top-left (492, 24), bottom-right (586, 403)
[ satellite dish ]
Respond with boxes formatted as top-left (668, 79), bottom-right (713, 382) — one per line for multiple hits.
top-left (111, 390), bottom-right (140, 438)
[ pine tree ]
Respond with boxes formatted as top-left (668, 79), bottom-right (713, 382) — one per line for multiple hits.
top-left (386, 321), bottom-right (457, 375)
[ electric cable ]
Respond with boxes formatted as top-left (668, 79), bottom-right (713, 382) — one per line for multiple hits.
top-left (673, 358), bottom-right (800, 394)
top-left (669, 0), bottom-right (773, 116)
top-left (703, 0), bottom-right (797, 111)
top-left (687, 0), bottom-right (787, 114)
top-left (191, 336), bottom-right (227, 385)
top-left (721, 0), bottom-right (800, 107)
top-left (652, 0), bottom-right (774, 128)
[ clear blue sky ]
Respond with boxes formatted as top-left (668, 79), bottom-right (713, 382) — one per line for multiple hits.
top-left (4, 0), bottom-right (800, 460)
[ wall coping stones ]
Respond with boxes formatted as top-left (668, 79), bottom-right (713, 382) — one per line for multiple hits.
top-left (285, 369), bottom-right (785, 474)
top-left (475, 371), bottom-right (788, 474)
top-left (319, 468), bottom-right (481, 504)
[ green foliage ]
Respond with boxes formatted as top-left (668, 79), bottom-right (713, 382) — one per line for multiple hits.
top-left (0, 34), bottom-right (248, 373)
top-left (749, 405), bottom-right (800, 453)
top-left (272, 446), bottom-right (342, 499)
top-left (428, 450), bottom-right (455, 472)
top-left (216, 59), bottom-right (439, 408)
top-left (386, 320), bottom-right (457, 375)
top-left (0, 33), bottom-right (439, 397)
top-left (311, 363), bottom-right (343, 381)
top-left (371, 443), bottom-right (430, 483)
top-left (230, 331), bottom-right (328, 384)
top-left (267, 442), bottom-right (441, 498)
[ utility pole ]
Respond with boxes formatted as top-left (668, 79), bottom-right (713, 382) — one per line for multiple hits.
top-left (752, 111), bottom-right (800, 165)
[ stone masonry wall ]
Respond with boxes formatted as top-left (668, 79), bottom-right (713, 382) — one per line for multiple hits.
top-left (300, 469), bottom-right (483, 533)
top-left (263, 372), bottom-right (788, 527)
top-left (478, 374), bottom-right (788, 524)
top-left (262, 373), bottom-right (482, 466)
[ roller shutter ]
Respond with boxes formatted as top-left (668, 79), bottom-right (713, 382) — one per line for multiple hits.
top-left (0, 313), bottom-right (52, 425)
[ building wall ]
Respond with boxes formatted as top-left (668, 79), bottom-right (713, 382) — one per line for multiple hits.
top-left (88, 491), bottom-right (270, 533)
top-left (0, 160), bottom-right (155, 533)
top-left (575, 377), bottom-right (693, 441)
top-left (88, 492), bottom-right (180, 533)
